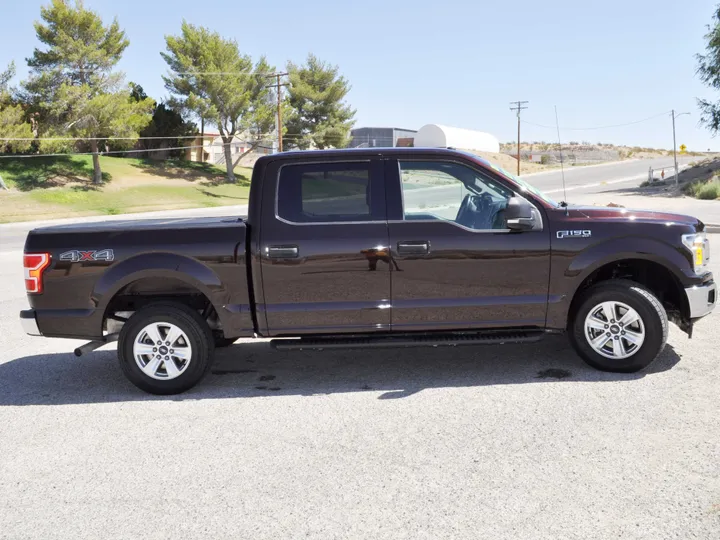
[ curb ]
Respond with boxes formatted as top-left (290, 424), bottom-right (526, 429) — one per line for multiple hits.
top-left (705, 224), bottom-right (720, 233)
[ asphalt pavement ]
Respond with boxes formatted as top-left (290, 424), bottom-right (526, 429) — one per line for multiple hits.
top-left (1, 239), bottom-right (719, 539)
top-left (1, 158), bottom-right (719, 539)
top-left (526, 156), bottom-right (696, 197)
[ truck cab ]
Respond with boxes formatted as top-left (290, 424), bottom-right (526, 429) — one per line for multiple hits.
top-left (21, 148), bottom-right (717, 394)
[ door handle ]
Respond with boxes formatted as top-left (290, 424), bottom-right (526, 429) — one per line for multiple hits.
top-left (266, 245), bottom-right (299, 258)
top-left (397, 241), bottom-right (430, 255)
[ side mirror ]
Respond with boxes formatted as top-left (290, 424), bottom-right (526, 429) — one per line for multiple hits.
top-left (505, 196), bottom-right (536, 231)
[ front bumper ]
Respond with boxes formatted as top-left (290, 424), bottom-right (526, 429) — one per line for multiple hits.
top-left (20, 309), bottom-right (42, 336)
top-left (685, 282), bottom-right (717, 319)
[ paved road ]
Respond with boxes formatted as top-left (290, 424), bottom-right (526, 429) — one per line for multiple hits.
top-left (1, 211), bottom-right (719, 538)
top-left (525, 156), bottom-right (696, 198)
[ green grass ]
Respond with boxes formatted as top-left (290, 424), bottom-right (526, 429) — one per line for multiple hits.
top-left (0, 155), bottom-right (109, 190)
top-left (0, 183), bottom-right (250, 222)
top-left (0, 155), bottom-right (254, 222)
top-left (0, 154), bottom-right (251, 190)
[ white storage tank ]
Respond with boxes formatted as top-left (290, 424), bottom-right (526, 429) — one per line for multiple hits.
top-left (414, 124), bottom-right (500, 153)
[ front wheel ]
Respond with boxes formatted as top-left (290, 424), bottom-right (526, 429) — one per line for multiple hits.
top-left (569, 280), bottom-right (668, 373)
top-left (118, 302), bottom-right (215, 394)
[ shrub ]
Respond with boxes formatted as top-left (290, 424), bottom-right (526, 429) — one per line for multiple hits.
top-left (540, 155), bottom-right (550, 165)
top-left (685, 177), bottom-right (720, 200)
top-left (695, 179), bottom-right (720, 199)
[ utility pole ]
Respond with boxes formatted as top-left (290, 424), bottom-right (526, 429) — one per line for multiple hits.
top-left (509, 101), bottom-right (529, 175)
top-left (672, 109), bottom-right (678, 186)
top-left (671, 110), bottom-right (690, 186)
top-left (266, 72), bottom-right (289, 152)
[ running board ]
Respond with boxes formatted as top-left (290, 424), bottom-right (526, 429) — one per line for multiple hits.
top-left (271, 331), bottom-right (544, 351)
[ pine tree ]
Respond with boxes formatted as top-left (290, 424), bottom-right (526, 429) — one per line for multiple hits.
top-left (697, 6), bottom-right (720, 133)
top-left (0, 62), bottom-right (33, 154)
top-left (285, 54), bottom-right (355, 150)
top-left (162, 22), bottom-right (275, 183)
top-left (24, 0), bottom-right (153, 184)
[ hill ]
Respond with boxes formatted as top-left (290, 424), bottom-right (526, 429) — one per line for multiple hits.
top-left (0, 155), bottom-right (252, 223)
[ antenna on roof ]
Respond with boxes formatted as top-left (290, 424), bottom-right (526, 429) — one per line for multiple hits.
top-left (554, 105), bottom-right (569, 215)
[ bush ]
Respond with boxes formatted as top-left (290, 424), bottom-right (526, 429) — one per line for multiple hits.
top-left (540, 155), bottom-right (550, 165)
top-left (685, 174), bottom-right (720, 199)
top-left (695, 179), bottom-right (720, 199)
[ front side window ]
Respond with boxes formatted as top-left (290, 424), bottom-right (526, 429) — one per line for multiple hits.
top-left (399, 160), bottom-right (513, 230)
top-left (277, 162), bottom-right (374, 223)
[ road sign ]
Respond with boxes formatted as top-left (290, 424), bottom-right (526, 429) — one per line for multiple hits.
top-left (680, 144), bottom-right (687, 154)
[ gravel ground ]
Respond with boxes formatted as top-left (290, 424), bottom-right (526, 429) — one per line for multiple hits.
top-left (0, 237), bottom-right (718, 539)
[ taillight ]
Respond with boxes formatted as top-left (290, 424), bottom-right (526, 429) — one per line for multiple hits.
top-left (24, 253), bottom-right (51, 294)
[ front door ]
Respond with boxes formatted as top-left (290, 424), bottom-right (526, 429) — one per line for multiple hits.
top-left (386, 157), bottom-right (551, 331)
top-left (259, 158), bottom-right (391, 335)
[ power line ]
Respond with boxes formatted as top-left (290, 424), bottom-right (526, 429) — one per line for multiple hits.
top-left (1, 131), bottom-right (310, 142)
top-left (0, 142), bottom-right (275, 160)
top-left (522, 110), bottom-right (672, 131)
top-left (1, 135), bottom-right (210, 141)
top-left (177, 71), bottom-right (287, 77)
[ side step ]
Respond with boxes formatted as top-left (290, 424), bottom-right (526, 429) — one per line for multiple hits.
top-left (271, 331), bottom-right (544, 351)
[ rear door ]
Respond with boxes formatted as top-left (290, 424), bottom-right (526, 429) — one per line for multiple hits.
top-left (258, 157), bottom-right (391, 335)
top-left (386, 156), bottom-right (551, 331)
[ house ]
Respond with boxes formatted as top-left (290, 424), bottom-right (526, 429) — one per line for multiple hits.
top-left (185, 132), bottom-right (273, 167)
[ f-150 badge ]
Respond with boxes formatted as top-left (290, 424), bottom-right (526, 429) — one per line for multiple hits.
top-left (59, 249), bottom-right (115, 262)
top-left (556, 230), bottom-right (591, 239)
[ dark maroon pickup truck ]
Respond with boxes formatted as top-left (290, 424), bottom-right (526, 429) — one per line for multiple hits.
top-left (20, 148), bottom-right (716, 394)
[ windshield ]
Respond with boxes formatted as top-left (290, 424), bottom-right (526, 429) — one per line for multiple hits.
top-left (467, 154), bottom-right (559, 207)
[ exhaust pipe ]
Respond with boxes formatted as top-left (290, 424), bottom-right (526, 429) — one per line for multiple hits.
top-left (74, 333), bottom-right (119, 357)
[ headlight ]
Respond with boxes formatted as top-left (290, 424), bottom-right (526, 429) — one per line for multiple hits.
top-left (682, 232), bottom-right (710, 274)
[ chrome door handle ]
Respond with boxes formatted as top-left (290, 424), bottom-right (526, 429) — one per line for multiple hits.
top-left (397, 241), bottom-right (430, 255)
top-left (266, 245), bottom-right (299, 258)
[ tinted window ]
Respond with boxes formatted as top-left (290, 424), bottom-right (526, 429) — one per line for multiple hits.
top-left (277, 162), bottom-right (374, 223)
top-left (399, 160), bottom-right (512, 230)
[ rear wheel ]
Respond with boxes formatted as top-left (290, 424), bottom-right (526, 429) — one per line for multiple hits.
top-left (118, 302), bottom-right (215, 394)
top-left (569, 280), bottom-right (668, 373)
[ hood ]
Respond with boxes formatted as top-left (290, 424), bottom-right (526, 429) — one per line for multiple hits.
top-left (567, 206), bottom-right (704, 231)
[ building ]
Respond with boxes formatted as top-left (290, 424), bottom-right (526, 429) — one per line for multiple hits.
top-left (185, 133), bottom-right (217, 163)
top-left (349, 127), bottom-right (418, 148)
top-left (414, 124), bottom-right (500, 153)
top-left (185, 133), bottom-right (273, 167)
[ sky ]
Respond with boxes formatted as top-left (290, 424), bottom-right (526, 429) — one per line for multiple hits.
top-left (1, 0), bottom-right (719, 150)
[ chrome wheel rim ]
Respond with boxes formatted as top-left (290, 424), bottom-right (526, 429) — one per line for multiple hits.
top-left (584, 301), bottom-right (645, 360)
top-left (133, 322), bottom-right (192, 380)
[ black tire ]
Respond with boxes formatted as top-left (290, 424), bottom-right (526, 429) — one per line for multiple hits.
top-left (569, 279), bottom-right (668, 373)
top-left (118, 302), bottom-right (215, 395)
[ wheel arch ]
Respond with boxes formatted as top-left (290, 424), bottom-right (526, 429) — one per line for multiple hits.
top-left (567, 257), bottom-right (690, 333)
top-left (95, 253), bottom-right (230, 336)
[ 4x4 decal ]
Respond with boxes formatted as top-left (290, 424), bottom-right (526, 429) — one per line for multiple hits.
top-left (59, 249), bottom-right (115, 262)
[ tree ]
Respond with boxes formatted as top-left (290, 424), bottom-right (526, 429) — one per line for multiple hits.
top-left (23, 0), bottom-right (153, 183)
top-left (0, 62), bottom-right (34, 154)
top-left (285, 54), bottom-right (355, 150)
top-left (697, 6), bottom-right (720, 134)
top-left (162, 22), bottom-right (275, 183)
top-left (124, 83), bottom-right (196, 158)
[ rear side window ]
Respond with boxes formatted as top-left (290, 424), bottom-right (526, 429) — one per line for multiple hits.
top-left (277, 162), bottom-right (378, 223)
